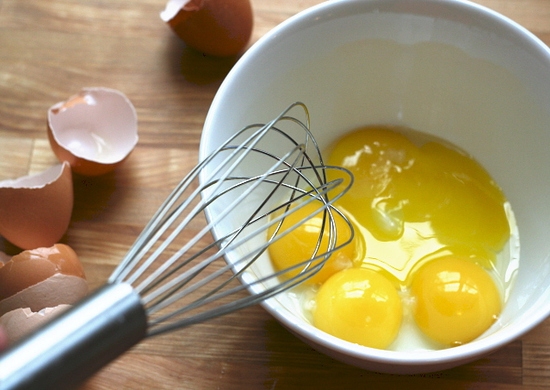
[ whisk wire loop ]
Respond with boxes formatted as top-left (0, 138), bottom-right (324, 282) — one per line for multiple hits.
top-left (81, 101), bottom-right (356, 341)
top-left (144, 174), bottom-right (348, 326)
top-left (109, 106), bottom-right (301, 284)
top-left (112, 104), bottom-right (312, 287)
top-left (137, 142), bottom-right (309, 303)
top-left (113, 102), bottom-right (354, 336)
top-left (134, 140), bottom-right (310, 296)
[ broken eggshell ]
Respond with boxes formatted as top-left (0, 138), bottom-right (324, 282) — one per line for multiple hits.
top-left (0, 162), bottom-right (73, 250)
top-left (0, 305), bottom-right (71, 344)
top-left (161, 0), bottom-right (253, 57)
top-left (0, 244), bottom-right (88, 316)
top-left (0, 274), bottom-right (88, 317)
top-left (47, 87), bottom-right (138, 176)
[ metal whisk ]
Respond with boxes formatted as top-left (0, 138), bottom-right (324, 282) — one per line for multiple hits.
top-left (0, 102), bottom-right (354, 390)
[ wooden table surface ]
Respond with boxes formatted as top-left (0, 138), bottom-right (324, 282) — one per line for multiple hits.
top-left (1, 0), bottom-right (550, 388)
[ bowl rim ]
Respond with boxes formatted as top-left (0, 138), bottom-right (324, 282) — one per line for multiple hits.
top-left (203, 0), bottom-right (550, 150)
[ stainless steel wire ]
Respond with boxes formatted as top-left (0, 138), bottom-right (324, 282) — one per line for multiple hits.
top-left (110, 101), bottom-right (354, 336)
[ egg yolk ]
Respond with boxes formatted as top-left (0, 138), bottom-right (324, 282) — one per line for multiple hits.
top-left (313, 268), bottom-right (402, 349)
top-left (270, 125), bottom-right (512, 351)
top-left (327, 126), bottom-right (510, 285)
top-left (327, 127), bottom-right (419, 242)
top-left (410, 256), bottom-right (501, 347)
top-left (267, 201), bottom-right (361, 285)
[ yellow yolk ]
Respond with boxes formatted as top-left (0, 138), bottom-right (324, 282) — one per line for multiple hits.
top-left (326, 127), bottom-right (419, 241)
top-left (327, 126), bottom-right (510, 285)
top-left (267, 201), bottom-right (361, 285)
top-left (313, 268), bottom-right (402, 349)
top-left (269, 125), bottom-right (512, 351)
top-left (410, 256), bottom-right (501, 347)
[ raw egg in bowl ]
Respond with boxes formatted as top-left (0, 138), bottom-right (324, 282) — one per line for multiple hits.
top-left (200, 0), bottom-right (550, 374)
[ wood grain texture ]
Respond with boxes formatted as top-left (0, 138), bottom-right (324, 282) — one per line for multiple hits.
top-left (1, 0), bottom-right (549, 388)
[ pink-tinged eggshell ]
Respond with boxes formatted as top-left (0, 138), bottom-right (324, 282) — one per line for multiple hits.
top-left (0, 162), bottom-right (73, 249)
top-left (0, 274), bottom-right (88, 317)
top-left (47, 87), bottom-right (138, 176)
top-left (0, 305), bottom-right (71, 343)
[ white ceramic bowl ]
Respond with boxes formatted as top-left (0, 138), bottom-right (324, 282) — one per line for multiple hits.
top-left (200, 0), bottom-right (550, 374)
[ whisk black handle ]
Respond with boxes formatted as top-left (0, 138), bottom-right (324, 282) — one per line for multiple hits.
top-left (0, 283), bottom-right (147, 390)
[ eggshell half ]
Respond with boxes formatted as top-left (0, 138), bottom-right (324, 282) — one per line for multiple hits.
top-left (0, 243), bottom-right (85, 301)
top-left (0, 162), bottom-right (73, 249)
top-left (0, 305), bottom-right (71, 343)
top-left (47, 87), bottom-right (138, 176)
top-left (0, 274), bottom-right (88, 317)
top-left (161, 0), bottom-right (253, 57)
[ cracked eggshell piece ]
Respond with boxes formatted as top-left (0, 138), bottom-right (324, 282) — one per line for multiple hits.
top-left (0, 305), bottom-right (71, 344)
top-left (161, 0), bottom-right (253, 57)
top-left (0, 162), bottom-right (73, 250)
top-left (0, 244), bottom-right (88, 316)
top-left (0, 274), bottom-right (87, 317)
top-left (47, 87), bottom-right (138, 176)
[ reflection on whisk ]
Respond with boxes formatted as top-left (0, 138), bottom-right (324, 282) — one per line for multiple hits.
top-left (0, 102), bottom-right (354, 390)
